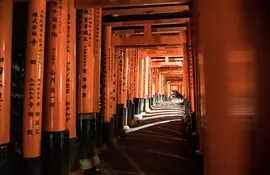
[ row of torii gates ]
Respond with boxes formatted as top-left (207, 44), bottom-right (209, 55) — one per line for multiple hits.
top-left (1, 0), bottom-right (268, 175)
top-left (0, 0), bottom-right (192, 174)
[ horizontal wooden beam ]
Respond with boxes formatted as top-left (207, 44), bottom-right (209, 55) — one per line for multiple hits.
top-left (151, 61), bottom-right (183, 67)
top-left (75, 0), bottom-right (190, 8)
top-left (105, 18), bottom-right (189, 27)
top-left (113, 27), bottom-right (187, 35)
top-left (144, 48), bottom-right (183, 57)
top-left (170, 82), bottom-right (183, 86)
top-left (112, 33), bottom-right (186, 46)
top-left (103, 5), bottom-right (188, 16)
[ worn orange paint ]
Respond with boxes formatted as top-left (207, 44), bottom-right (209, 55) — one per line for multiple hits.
top-left (66, 0), bottom-right (76, 138)
top-left (102, 26), bottom-right (112, 122)
top-left (94, 8), bottom-right (102, 113)
top-left (0, 0), bottom-right (12, 146)
top-left (77, 9), bottom-right (95, 114)
top-left (43, 0), bottom-right (67, 132)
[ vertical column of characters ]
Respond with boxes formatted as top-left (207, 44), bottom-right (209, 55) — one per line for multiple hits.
top-left (77, 9), bottom-right (94, 114)
top-left (111, 48), bottom-right (117, 116)
top-left (101, 26), bottom-right (112, 122)
top-left (23, 0), bottom-right (46, 159)
top-left (116, 48), bottom-right (123, 104)
top-left (94, 8), bottom-right (102, 113)
top-left (66, 0), bottom-right (78, 171)
top-left (130, 48), bottom-right (135, 102)
top-left (66, 0), bottom-right (76, 139)
top-left (122, 49), bottom-right (128, 107)
top-left (187, 23), bottom-right (195, 112)
top-left (126, 49), bottom-right (131, 101)
top-left (43, 0), bottom-right (68, 132)
top-left (135, 49), bottom-right (140, 99)
top-left (42, 0), bottom-right (69, 174)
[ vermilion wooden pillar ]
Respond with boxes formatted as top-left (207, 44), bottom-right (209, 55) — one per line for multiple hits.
top-left (116, 48), bottom-right (125, 132)
top-left (94, 8), bottom-right (103, 145)
top-left (76, 9), bottom-right (99, 169)
top-left (0, 0), bottom-right (12, 174)
top-left (187, 22), bottom-right (195, 112)
top-left (101, 25), bottom-right (112, 142)
top-left (134, 49), bottom-right (140, 116)
top-left (22, 0), bottom-right (46, 173)
top-left (110, 47), bottom-right (117, 137)
top-left (42, 1), bottom-right (69, 174)
top-left (66, 0), bottom-right (78, 171)
top-left (198, 0), bottom-right (256, 174)
top-left (183, 45), bottom-right (189, 98)
top-left (138, 52), bottom-right (145, 112)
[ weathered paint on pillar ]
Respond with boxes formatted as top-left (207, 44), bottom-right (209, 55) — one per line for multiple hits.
top-left (94, 8), bottom-right (102, 113)
top-left (102, 26), bottom-right (112, 122)
top-left (43, 0), bottom-right (68, 133)
top-left (0, 0), bottom-right (12, 146)
top-left (22, 0), bottom-right (46, 158)
top-left (77, 9), bottom-right (95, 114)
top-left (66, 0), bottom-right (76, 139)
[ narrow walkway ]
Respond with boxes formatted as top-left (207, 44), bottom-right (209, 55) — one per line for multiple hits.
top-left (84, 99), bottom-right (194, 175)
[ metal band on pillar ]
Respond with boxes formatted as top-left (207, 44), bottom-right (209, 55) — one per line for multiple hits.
top-left (42, 1), bottom-right (69, 174)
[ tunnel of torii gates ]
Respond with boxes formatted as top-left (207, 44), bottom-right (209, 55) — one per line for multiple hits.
top-left (0, 0), bottom-right (265, 175)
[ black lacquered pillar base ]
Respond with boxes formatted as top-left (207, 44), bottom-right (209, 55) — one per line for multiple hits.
top-left (0, 143), bottom-right (9, 175)
top-left (69, 137), bottom-right (79, 171)
top-left (110, 116), bottom-right (116, 139)
top-left (145, 98), bottom-right (150, 112)
top-left (116, 104), bottom-right (124, 134)
top-left (103, 121), bottom-right (111, 143)
top-left (134, 98), bottom-right (140, 115)
top-left (96, 113), bottom-right (103, 146)
top-left (76, 114), bottom-right (97, 159)
top-left (139, 98), bottom-right (144, 113)
top-left (42, 130), bottom-right (69, 175)
top-left (126, 100), bottom-right (132, 125)
top-left (22, 157), bottom-right (42, 175)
